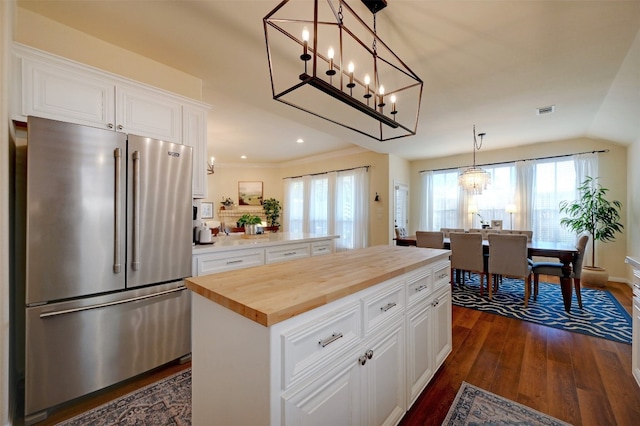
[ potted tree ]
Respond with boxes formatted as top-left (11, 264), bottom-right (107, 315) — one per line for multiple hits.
top-left (559, 176), bottom-right (623, 287)
top-left (237, 214), bottom-right (263, 235)
top-left (263, 198), bottom-right (281, 231)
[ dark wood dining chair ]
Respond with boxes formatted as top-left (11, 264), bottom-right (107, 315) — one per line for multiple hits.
top-left (532, 234), bottom-right (589, 308)
top-left (415, 231), bottom-right (445, 249)
top-left (449, 232), bottom-right (487, 294)
top-left (487, 234), bottom-right (533, 306)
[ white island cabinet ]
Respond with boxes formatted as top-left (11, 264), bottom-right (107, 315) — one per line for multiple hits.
top-left (186, 245), bottom-right (452, 426)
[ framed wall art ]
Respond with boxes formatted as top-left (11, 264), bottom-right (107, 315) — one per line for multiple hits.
top-left (491, 219), bottom-right (503, 230)
top-left (238, 181), bottom-right (263, 206)
top-left (201, 202), bottom-right (213, 219)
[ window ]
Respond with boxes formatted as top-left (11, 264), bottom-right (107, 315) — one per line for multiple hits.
top-left (283, 167), bottom-right (369, 250)
top-left (422, 154), bottom-right (597, 243)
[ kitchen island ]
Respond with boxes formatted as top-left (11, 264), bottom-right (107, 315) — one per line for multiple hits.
top-left (186, 245), bottom-right (452, 426)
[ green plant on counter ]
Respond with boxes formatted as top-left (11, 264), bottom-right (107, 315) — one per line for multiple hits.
top-left (237, 214), bottom-right (262, 227)
top-left (263, 198), bottom-right (282, 227)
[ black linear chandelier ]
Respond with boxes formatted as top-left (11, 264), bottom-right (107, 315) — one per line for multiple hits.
top-left (263, 0), bottom-right (423, 141)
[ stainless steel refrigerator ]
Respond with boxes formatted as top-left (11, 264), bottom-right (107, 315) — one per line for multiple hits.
top-left (24, 116), bottom-right (192, 423)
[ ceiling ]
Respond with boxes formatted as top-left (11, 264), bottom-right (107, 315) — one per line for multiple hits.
top-left (16, 0), bottom-right (640, 164)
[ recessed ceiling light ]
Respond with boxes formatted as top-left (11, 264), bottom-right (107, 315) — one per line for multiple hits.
top-left (296, 138), bottom-right (304, 144)
top-left (241, 155), bottom-right (247, 159)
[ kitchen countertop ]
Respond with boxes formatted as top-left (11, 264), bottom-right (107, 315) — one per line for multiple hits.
top-left (185, 245), bottom-right (451, 327)
top-left (192, 232), bottom-right (339, 254)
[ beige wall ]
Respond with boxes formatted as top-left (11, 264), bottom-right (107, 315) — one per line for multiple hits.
top-left (410, 137), bottom-right (629, 281)
top-left (14, 8), bottom-right (202, 100)
top-left (202, 148), bottom-right (391, 246)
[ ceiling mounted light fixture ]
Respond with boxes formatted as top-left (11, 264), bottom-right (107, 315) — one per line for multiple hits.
top-left (263, 0), bottom-right (423, 141)
top-left (458, 125), bottom-right (490, 195)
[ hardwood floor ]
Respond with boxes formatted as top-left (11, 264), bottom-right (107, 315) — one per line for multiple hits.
top-left (400, 278), bottom-right (640, 426)
top-left (30, 277), bottom-right (639, 426)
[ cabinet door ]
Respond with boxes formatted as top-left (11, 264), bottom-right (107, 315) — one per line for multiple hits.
top-left (22, 58), bottom-right (116, 129)
top-left (183, 105), bottom-right (208, 198)
top-left (282, 355), bottom-right (362, 426)
top-left (116, 85), bottom-right (181, 142)
top-left (406, 301), bottom-right (435, 407)
top-left (362, 320), bottom-right (406, 426)
top-left (432, 287), bottom-right (452, 369)
top-left (194, 248), bottom-right (265, 275)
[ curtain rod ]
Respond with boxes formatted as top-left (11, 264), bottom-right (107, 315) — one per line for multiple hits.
top-left (420, 149), bottom-right (609, 173)
top-left (283, 165), bottom-right (370, 180)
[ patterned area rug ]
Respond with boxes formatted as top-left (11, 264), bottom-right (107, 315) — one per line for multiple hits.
top-left (452, 275), bottom-right (632, 344)
top-left (442, 382), bottom-right (572, 425)
top-left (57, 368), bottom-right (191, 425)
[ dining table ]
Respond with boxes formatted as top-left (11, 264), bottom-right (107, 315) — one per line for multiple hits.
top-left (394, 235), bottom-right (579, 312)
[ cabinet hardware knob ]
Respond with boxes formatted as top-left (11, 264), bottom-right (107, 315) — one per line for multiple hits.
top-left (107, 123), bottom-right (114, 129)
top-left (366, 349), bottom-right (373, 359)
top-left (359, 355), bottom-right (368, 366)
top-left (117, 125), bottom-right (124, 130)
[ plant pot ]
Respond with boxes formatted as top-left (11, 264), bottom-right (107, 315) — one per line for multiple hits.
top-left (244, 224), bottom-right (261, 235)
top-left (581, 266), bottom-right (609, 288)
top-left (481, 224), bottom-right (490, 229)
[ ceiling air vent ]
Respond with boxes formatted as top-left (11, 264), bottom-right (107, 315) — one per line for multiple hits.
top-left (537, 105), bottom-right (555, 115)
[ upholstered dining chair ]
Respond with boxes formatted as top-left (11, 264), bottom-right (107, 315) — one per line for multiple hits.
top-left (415, 231), bottom-right (445, 249)
top-left (449, 232), bottom-right (487, 294)
top-left (439, 227), bottom-right (464, 238)
top-left (487, 234), bottom-right (533, 306)
top-left (532, 234), bottom-right (589, 309)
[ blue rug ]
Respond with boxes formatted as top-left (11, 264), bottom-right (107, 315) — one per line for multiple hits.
top-left (452, 275), bottom-right (632, 344)
top-left (442, 381), bottom-right (571, 425)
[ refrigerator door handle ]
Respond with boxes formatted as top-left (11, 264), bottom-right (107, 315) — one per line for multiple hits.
top-left (132, 150), bottom-right (141, 271)
top-left (113, 148), bottom-right (122, 274)
top-left (39, 286), bottom-right (187, 318)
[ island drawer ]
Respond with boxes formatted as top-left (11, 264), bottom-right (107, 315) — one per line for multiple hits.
top-left (194, 248), bottom-right (265, 275)
top-left (266, 243), bottom-right (311, 264)
top-left (406, 268), bottom-right (432, 307)
top-left (433, 261), bottom-right (451, 291)
top-left (362, 280), bottom-right (405, 336)
top-left (281, 301), bottom-right (361, 390)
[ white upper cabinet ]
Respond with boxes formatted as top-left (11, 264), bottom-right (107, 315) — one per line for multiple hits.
top-left (14, 43), bottom-right (210, 198)
top-left (21, 57), bottom-right (116, 129)
top-left (182, 105), bottom-right (208, 198)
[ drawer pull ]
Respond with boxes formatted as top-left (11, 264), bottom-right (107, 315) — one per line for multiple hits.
top-left (319, 332), bottom-right (343, 348)
top-left (380, 302), bottom-right (397, 312)
top-left (415, 285), bottom-right (428, 293)
top-left (226, 259), bottom-right (243, 265)
top-left (284, 252), bottom-right (296, 256)
top-left (437, 272), bottom-right (448, 280)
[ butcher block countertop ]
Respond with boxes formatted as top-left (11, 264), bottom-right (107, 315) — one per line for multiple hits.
top-left (185, 245), bottom-right (451, 327)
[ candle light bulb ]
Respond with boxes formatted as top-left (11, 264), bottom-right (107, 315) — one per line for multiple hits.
top-left (210, 156), bottom-right (215, 164)
top-left (377, 85), bottom-right (386, 109)
top-left (363, 74), bottom-right (372, 100)
top-left (347, 62), bottom-right (355, 89)
top-left (390, 95), bottom-right (397, 115)
top-left (300, 27), bottom-right (311, 62)
top-left (326, 47), bottom-right (336, 76)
